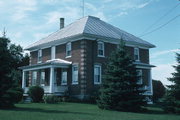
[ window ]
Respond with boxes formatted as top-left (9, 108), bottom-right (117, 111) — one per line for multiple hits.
top-left (61, 69), bottom-right (67, 85)
top-left (38, 49), bottom-right (42, 63)
top-left (137, 69), bottom-right (142, 84)
top-left (51, 46), bottom-right (56, 59)
top-left (40, 71), bottom-right (45, 86)
top-left (97, 41), bottom-right (104, 57)
top-left (134, 48), bottom-right (139, 61)
top-left (32, 71), bottom-right (37, 86)
top-left (72, 65), bottom-right (78, 84)
top-left (66, 42), bottom-right (71, 57)
top-left (94, 65), bottom-right (101, 84)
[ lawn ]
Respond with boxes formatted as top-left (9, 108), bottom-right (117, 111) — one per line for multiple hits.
top-left (0, 103), bottom-right (179, 120)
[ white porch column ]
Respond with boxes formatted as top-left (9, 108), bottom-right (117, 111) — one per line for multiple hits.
top-left (22, 70), bottom-right (26, 89)
top-left (49, 67), bottom-right (55, 93)
top-left (149, 69), bottom-right (153, 95)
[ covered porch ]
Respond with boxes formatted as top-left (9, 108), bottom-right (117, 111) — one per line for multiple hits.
top-left (20, 59), bottom-right (72, 95)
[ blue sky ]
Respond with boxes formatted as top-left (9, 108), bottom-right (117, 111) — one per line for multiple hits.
top-left (0, 0), bottom-right (179, 85)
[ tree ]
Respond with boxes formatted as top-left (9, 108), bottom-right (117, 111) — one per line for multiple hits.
top-left (0, 37), bottom-right (15, 108)
top-left (97, 41), bottom-right (146, 112)
top-left (0, 37), bottom-right (27, 108)
top-left (163, 53), bottom-right (180, 113)
top-left (152, 80), bottom-right (166, 102)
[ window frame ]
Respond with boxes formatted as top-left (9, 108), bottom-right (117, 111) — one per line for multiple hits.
top-left (66, 42), bottom-right (72, 58)
top-left (136, 69), bottom-right (143, 84)
top-left (38, 49), bottom-right (42, 63)
top-left (72, 65), bottom-right (79, 85)
top-left (32, 71), bottom-right (37, 86)
top-left (134, 47), bottom-right (140, 61)
top-left (97, 41), bottom-right (105, 57)
top-left (94, 64), bottom-right (102, 84)
top-left (40, 71), bottom-right (45, 86)
top-left (61, 69), bottom-right (67, 85)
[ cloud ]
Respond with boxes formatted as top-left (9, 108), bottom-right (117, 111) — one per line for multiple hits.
top-left (11, 0), bottom-right (37, 21)
top-left (152, 63), bottom-right (176, 85)
top-left (117, 12), bottom-right (128, 17)
top-left (151, 49), bottom-right (180, 59)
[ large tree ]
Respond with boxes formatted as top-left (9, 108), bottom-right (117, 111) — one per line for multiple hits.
top-left (163, 53), bottom-right (180, 113)
top-left (97, 41), bottom-right (146, 112)
top-left (0, 37), bottom-right (28, 108)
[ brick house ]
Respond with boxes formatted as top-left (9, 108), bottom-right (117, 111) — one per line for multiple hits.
top-left (20, 16), bottom-right (155, 100)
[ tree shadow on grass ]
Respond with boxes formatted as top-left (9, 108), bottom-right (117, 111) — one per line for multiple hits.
top-left (8, 107), bottom-right (97, 116)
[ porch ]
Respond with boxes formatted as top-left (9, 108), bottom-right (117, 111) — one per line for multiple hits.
top-left (20, 59), bottom-right (72, 95)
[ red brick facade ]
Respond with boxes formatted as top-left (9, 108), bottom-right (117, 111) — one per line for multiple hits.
top-left (29, 39), bottom-right (151, 97)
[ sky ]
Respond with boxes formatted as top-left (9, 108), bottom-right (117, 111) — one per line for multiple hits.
top-left (0, 0), bottom-right (179, 85)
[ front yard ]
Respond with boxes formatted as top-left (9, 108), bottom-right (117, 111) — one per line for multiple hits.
top-left (0, 103), bottom-right (179, 120)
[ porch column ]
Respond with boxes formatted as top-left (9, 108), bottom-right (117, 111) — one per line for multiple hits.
top-left (22, 70), bottom-right (26, 89)
top-left (149, 69), bottom-right (153, 95)
top-left (49, 67), bottom-right (55, 93)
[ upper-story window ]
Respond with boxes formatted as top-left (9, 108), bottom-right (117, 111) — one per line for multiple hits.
top-left (136, 69), bottom-right (142, 84)
top-left (66, 42), bottom-right (71, 57)
top-left (51, 46), bottom-right (56, 60)
top-left (38, 49), bottom-right (42, 63)
top-left (97, 41), bottom-right (104, 57)
top-left (134, 48), bottom-right (139, 61)
top-left (72, 65), bottom-right (78, 85)
top-left (94, 64), bottom-right (102, 84)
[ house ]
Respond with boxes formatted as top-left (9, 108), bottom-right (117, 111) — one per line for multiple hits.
top-left (20, 16), bottom-right (155, 101)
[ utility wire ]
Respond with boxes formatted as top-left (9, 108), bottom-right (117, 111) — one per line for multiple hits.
top-left (140, 3), bottom-right (180, 36)
top-left (139, 14), bottom-right (180, 37)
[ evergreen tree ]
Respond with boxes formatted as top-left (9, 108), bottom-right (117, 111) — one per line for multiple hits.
top-left (0, 37), bottom-right (26, 108)
top-left (163, 53), bottom-right (180, 113)
top-left (97, 41), bottom-right (146, 112)
top-left (0, 37), bottom-right (14, 108)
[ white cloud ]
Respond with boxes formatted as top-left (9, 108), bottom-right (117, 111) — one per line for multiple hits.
top-left (151, 49), bottom-right (180, 59)
top-left (11, 0), bottom-right (37, 21)
top-left (152, 63), bottom-right (175, 85)
top-left (117, 12), bottom-right (128, 17)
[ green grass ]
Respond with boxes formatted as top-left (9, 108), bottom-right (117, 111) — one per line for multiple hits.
top-left (0, 103), bottom-right (179, 120)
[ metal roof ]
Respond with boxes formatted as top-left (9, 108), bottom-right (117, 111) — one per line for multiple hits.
top-left (25, 16), bottom-right (155, 50)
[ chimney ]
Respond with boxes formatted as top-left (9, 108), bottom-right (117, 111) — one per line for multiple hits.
top-left (60, 18), bottom-right (64, 29)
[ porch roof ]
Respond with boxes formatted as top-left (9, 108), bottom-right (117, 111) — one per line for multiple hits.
top-left (19, 59), bottom-right (72, 71)
top-left (134, 62), bottom-right (156, 69)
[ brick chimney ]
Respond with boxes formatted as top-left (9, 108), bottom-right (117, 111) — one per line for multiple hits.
top-left (60, 18), bottom-right (64, 29)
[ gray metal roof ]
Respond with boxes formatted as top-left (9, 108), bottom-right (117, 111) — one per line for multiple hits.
top-left (26, 16), bottom-right (155, 50)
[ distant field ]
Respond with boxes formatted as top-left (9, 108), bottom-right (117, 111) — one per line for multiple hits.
top-left (0, 103), bottom-right (179, 120)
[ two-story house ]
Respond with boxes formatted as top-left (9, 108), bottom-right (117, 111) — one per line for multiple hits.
top-left (20, 16), bottom-right (155, 101)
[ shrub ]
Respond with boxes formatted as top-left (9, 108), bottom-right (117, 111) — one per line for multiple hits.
top-left (28, 86), bottom-right (44, 103)
top-left (44, 95), bottom-right (61, 104)
top-left (7, 87), bottom-right (24, 103)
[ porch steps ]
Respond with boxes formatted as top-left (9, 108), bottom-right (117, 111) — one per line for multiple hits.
top-left (24, 96), bottom-right (32, 103)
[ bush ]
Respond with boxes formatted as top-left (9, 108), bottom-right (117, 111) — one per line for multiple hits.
top-left (28, 86), bottom-right (44, 103)
top-left (7, 87), bottom-right (24, 103)
top-left (44, 95), bottom-right (61, 104)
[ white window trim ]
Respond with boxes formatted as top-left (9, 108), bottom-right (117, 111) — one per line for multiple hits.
top-left (134, 48), bottom-right (140, 61)
top-left (94, 64), bottom-right (102, 84)
top-left (38, 49), bottom-right (42, 63)
top-left (66, 42), bottom-right (72, 58)
top-left (32, 71), bottom-right (37, 86)
top-left (137, 69), bottom-right (143, 84)
top-left (97, 41), bottom-right (105, 57)
top-left (40, 71), bottom-right (45, 86)
top-left (61, 69), bottom-right (67, 85)
top-left (51, 46), bottom-right (56, 60)
top-left (72, 65), bottom-right (78, 85)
